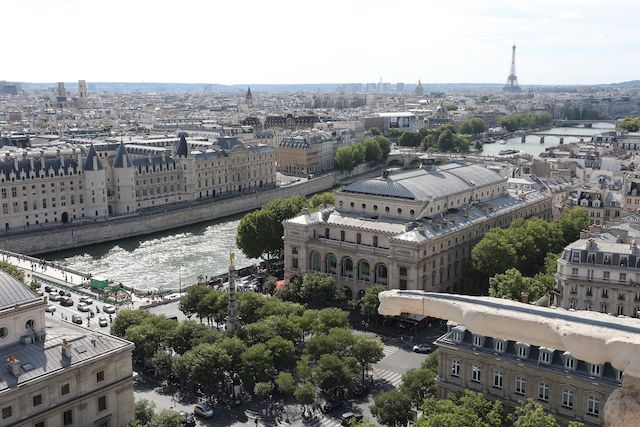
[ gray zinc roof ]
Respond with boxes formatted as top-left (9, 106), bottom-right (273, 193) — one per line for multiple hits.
top-left (0, 270), bottom-right (40, 310)
top-left (83, 145), bottom-right (104, 171)
top-left (113, 142), bottom-right (133, 168)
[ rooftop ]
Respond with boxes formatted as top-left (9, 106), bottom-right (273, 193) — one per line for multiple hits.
top-left (0, 271), bottom-right (40, 311)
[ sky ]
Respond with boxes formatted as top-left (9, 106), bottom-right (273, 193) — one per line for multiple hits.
top-left (3, 0), bottom-right (639, 85)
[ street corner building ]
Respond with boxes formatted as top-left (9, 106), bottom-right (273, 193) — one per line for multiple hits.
top-left (283, 158), bottom-right (553, 297)
top-left (0, 271), bottom-right (135, 427)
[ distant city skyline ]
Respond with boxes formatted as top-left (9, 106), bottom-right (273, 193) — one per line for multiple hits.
top-left (4, 0), bottom-right (639, 86)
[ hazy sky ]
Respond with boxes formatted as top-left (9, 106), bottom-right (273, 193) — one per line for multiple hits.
top-left (4, 0), bottom-right (639, 85)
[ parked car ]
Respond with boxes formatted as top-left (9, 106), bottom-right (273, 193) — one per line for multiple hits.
top-left (49, 293), bottom-right (62, 302)
top-left (44, 285), bottom-right (52, 292)
top-left (341, 412), bottom-right (363, 426)
top-left (98, 316), bottom-right (108, 327)
top-left (60, 297), bottom-right (74, 307)
top-left (47, 287), bottom-right (58, 294)
top-left (193, 403), bottom-right (214, 418)
top-left (79, 296), bottom-right (88, 303)
top-left (83, 298), bottom-right (94, 305)
top-left (412, 343), bottom-right (432, 354)
top-left (36, 289), bottom-right (45, 296)
top-left (45, 304), bottom-right (57, 313)
top-left (58, 290), bottom-right (69, 297)
top-left (179, 411), bottom-right (196, 427)
top-left (77, 303), bottom-right (90, 312)
top-left (71, 314), bottom-right (83, 324)
top-left (103, 305), bottom-right (116, 314)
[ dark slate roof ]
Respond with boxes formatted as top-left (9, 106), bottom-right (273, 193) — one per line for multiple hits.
top-left (176, 134), bottom-right (188, 157)
top-left (0, 270), bottom-right (40, 310)
top-left (83, 145), bottom-right (104, 171)
top-left (0, 157), bottom-right (80, 180)
top-left (194, 151), bottom-right (227, 160)
top-left (113, 142), bottom-right (133, 168)
top-left (132, 156), bottom-right (176, 171)
top-left (216, 137), bottom-right (242, 151)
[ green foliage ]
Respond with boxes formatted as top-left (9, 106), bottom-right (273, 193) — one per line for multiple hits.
top-left (619, 117), bottom-right (640, 132)
top-left (489, 268), bottom-right (554, 302)
top-left (421, 125), bottom-right (469, 153)
top-left (242, 343), bottom-right (275, 386)
top-left (134, 399), bottom-right (156, 426)
top-left (294, 382), bottom-right (316, 405)
top-left (151, 409), bottom-right (184, 427)
top-left (275, 371), bottom-right (295, 395)
top-left (0, 261), bottom-right (26, 283)
top-left (371, 390), bottom-right (413, 427)
top-left (400, 367), bottom-right (436, 406)
top-left (418, 390), bottom-right (506, 427)
top-left (184, 343), bottom-right (232, 401)
top-left (265, 336), bottom-right (296, 371)
top-left (371, 127), bottom-right (382, 136)
top-left (308, 192), bottom-right (335, 209)
top-left (335, 136), bottom-right (391, 171)
top-left (459, 117), bottom-right (487, 134)
top-left (398, 132), bottom-right (423, 147)
top-left (513, 399), bottom-right (560, 427)
top-left (313, 353), bottom-right (359, 392)
top-left (360, 284), bottom-right (385, 321)
top-left (499, 112), bottom-right (552, 132)
top-left (300, 273), bottom-right (336, 306)
top-left (169, 320), bottom-right (219, 354)
top-left (444, 103), bottom-right (458, 111)
top-left (254, 381), bottom-right (273, 399)
top-left (352, 335), bottom-right (384, 381)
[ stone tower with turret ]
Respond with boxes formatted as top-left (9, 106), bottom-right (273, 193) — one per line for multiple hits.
top-left (173, 133), bottom-right (196, 200)
top-left (112, 142), bottom-right (136, 214)
top-left (82, 144), bottom-right (109, 218)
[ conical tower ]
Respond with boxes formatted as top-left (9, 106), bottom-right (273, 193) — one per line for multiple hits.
top-left (226, 252), bottom-right (241, 335)
top-left (503, 44), bottom-right (522, 92)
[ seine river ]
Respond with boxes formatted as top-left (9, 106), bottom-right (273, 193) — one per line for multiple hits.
top-left (481, 122), bottom-right (615, 157)
top-left (45, 214), bottom-right (257, 292)
top-left (46, 123), bottom-right (616, 291)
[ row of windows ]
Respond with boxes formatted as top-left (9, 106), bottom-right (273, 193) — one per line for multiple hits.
top-left (0, 170), bottom-right (81, 183)
top-left (451, 360), bottom-right (601, 416)
top-left (1, 371), bottom-right (107, 423)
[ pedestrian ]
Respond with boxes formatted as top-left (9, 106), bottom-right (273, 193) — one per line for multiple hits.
top-left (255, 417), bottom-right (259, 427)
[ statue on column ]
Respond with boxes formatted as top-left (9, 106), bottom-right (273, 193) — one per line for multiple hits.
top-left (226, 251), bottom-right (240, 335)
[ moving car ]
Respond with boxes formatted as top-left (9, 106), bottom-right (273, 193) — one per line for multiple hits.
top-left (77, 303), bottom-right (91, 312)
top-left (179, 411), bottom-right (196, 427)
top-left (58, 290), bottom-right (69, 297)
top-left (83, 298), bottom-right (94, 305)
top-left (340, 412), bottom-right (363, 426)
top-left (49, 293), bottom-right (62, 302)
top-left (71, 314), bottom-right (83, 325)
top-left (98, 316), bottom-right (108, 327)
top-left (103, 305), bottom-right (116, 314)
top-left (60, 297), bottom-right (74, 307)
top-left (45, 304), bottom-right (57, 313)
top-left (193, 403), bottom-right (214, 418)
top-left (412, 343), bottom-right (432, 354)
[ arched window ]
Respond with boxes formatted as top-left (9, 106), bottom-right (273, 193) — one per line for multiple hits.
top-left (326, 254), bottom-right (337, 274)
top-left (375, 264), bottom-right (388, 285)
top-left (358, 260), bottom-right (371, 281)
top-left (343, 257), bottom-right (354, 277)
top-left (310, 251), bottom-right (321, 272)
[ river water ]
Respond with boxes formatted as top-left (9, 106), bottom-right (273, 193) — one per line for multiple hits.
top-left (481, 122), bottom-right (615, 157)
top-left (44, 214), bottom-right (257, 292)
top-left (46, 124), bottom-right (616, 291)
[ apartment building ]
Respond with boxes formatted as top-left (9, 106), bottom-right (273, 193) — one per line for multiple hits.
top-left (0, 271), bottom-right (134, 426)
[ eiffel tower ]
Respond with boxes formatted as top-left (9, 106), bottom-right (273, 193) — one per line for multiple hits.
top-left (503, 44), bottom-right (522, 93)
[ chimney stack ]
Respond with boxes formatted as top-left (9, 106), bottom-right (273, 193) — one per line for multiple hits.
top-left (520, 292), bottom-right (529, 304)
top-left (62, 337), bottom-right (72, 359)
top-left (6, 355), bottom-right (20, 378)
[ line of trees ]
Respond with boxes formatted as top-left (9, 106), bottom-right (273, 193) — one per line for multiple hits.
top-left (467, 207), bottom-right (588, 298)
top-left (499, 112), bottom-right (553, 132)
top-left (562, 104), bottom-right (600, 121)
top-left (236, 192), bottom-right (335, 265)
top-left (619, 117), bottom-right (640, 132)
top-left (112, 284), bottom-right (384, 405)
top-left (421, 125), bottom-right (471, 153)
top-left (335, 135), bottom-right (391, 171)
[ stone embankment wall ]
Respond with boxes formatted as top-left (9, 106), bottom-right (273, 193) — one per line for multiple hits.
top-left (0, 174), bottom-right (336, 256)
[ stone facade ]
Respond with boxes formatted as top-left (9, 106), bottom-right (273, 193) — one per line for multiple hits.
top-left (284, 160), bottom-right (552, 296)
top-left (276, 133), bottom-right (336, 177)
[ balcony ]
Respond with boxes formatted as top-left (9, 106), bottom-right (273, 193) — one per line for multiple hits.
top-left (318, 237), bottom-right (390, 257)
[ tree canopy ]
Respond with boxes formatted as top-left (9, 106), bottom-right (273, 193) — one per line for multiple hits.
top-left (619, 117), bottom-right (640, 132)
top-left (459, 118), bottom-right (487, 135)
top-left (499, 112), bottom-right (552, 132)
top-left (335, 136), bottom-right (391, 171)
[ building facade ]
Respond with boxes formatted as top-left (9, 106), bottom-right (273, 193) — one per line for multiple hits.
top-left (0, 134), bottom-right (276, 230)
top-left (0, 271), bottom-right (134, 427)
top-left (276, 133), bottom-right (336, 177)
top-left (283, 159), bottom-right (552, 296)
top-left (435, 323), bottom-right (619, 426)
top-left (554, 229), bottom-right (640, 317)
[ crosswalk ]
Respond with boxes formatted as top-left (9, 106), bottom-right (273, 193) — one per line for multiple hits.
top-left (382, 345), bottom-right (399, 358)
top-left (306, 416), bottom-right (342, 427)
top-left (374, 367), bottom-right (404, 388)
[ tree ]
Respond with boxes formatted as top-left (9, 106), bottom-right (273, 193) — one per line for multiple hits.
top-left (336, 145), bottom-right (356, 171)
top-left (241, 343), bottom-right (275, 386)
top-left (275, 371), bottom-right (295, 395)
top-left (294, 382), bottom-right (316, 406)
top-left (371, 390), bottom-right (412, 427)
top-left (169, 320), bottom-right (218, 354)
top-left (513, 399), bottom-right (560, 427)
top-left (460, 118), bottom-right (487, 135)
top-left (471, 228), bottom-right (518, 279)
top-left (125, 318), bottom-right (176, 364)
top-left (0, 261), bottom-right (25, 283)
top-left (398, 132), bottom-right (423, 147)
top-left (185, 343), bottom-right (232, 402)
top-left (236, 208), bottom-right (280, 261)
top-left (444, 103), bottom-right (458, 111)
top-left (352, 336), bottom-right (384, 382)
top-left (237, 292), bottom-right (267, 325)
top-left (265, 336), bottom-right (296, 371)
top-left (254, 381), bottom-right (273, 399)
top-left (300, 273), bottom-right (336, 306)
top-left (305, 327), bottom-right (356, 360)
top-left (373, 135), bottom-right (391, 162)
top-left (371, 128), bottom-right (382, 136)
top-left (217, 337), bottom-right (247, 371)
top-left (110, 309), bottom-right (152, 338)
top-left (178, 285), bottom-right (211, 320)
top-left (134, 399), bottom-right (156, 426)
top-left (151, 409), bottom-right (185, 427)
top-left (313, 354), bottom-right (359, 394)
top-left (152, 350), bottom-right (173, 376)
top-left (400, 368), bottom-right (436, 406)
top-left (362, 138), bottom-right (383, 163)
top-left (419, 390), bottom-right (506, 427)
top-left (557, 207), bottom-right (588, 245)
top-left (619, 117), bottom-right (640, 132)
top-left (360, 285), bottom-right (385, 322)
top-left (308, 192), bottom-right (335, 209)
top-left (311, 307), bottom-right (350, 334)
top-left (240, 321), bottom-right (278, 346)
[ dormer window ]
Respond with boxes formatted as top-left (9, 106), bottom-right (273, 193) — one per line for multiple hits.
top-left (515, 342), bottom-right (530, 359)
top-left (563, 352), bottom-right (576, 370)
top-left (617, 370), bottom-right (623, 383)
top-left (451, 326), bottom-right (466, 343)
top-left (538, 347), bottom-right (554, 365)
top-left (587, 253), bottom-right (595, 263)
top-left (572, 251), bottom-right (581, 263)
top-left (590, 363), bottom-right (602, 377)
top-left (472, 334), bottom-right (485, 348)
top-left (603, 255), bottom-right (612, 265)
top-left (494, 339), bottom-right (506, 353)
